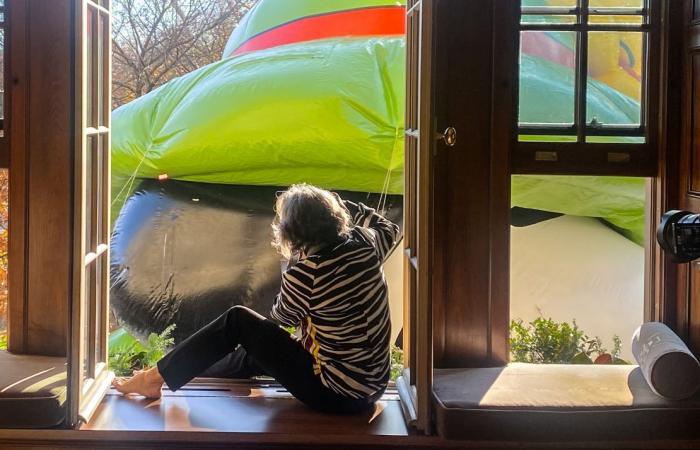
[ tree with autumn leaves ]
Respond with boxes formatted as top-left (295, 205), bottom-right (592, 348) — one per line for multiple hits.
top-left (0, 1), bottom-right (253, 343)
top-left (0, 170), bottom-right (8, 345)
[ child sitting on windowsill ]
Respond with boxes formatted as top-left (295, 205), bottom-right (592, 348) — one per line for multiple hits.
top-left (113, 184), bottom-right (400, 414)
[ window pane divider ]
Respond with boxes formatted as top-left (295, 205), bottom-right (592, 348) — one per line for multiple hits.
top-left (86, 126), bottom-right (110, 136)
top-left (84, 243), bottom-right (108, 266)
top-left (518, 124), bottom-right (577, 135)
top-left (520, 23), bottom-right (647, 32)
top-left (519, 125), bottom-right (645, 137)
top-left (574, 0), bottom-right (589, 144)
top-left (521, 6), bottom-right (578, 15)
top-left (588, 7), bottom-right (646, 15)
top-left (86, 0), bottom-right (110, 16)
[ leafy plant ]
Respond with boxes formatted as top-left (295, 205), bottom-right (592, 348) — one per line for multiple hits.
top-left (510, 317), bottom-right (628, 364)
top-left (390, 345), bottom-right (404, 382)
top-left (108, 325), bottom-right (176, 376)
top-left (0, 332), bottom-right (6, 351)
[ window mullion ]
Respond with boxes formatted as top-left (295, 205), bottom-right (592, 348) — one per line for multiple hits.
top-left (576, 0), bottom-right (589, 144)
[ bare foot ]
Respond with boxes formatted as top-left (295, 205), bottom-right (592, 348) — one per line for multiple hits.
top-left (112, 366), bottom-right (164, 399)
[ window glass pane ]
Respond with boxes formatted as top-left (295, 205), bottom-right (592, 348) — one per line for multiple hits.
top-left (588, 14), bottom-right (644, 25)
top-left (85, 137), bottom-right (94, 253)
top-left (586, 136), bottom-right (645, 143)
top-left (510, 175), bottom-right (646, 364)
top-left (519, 135), bottom-right (578, 143)
top-left (586, 31), bottom-right (643, 127)
top-left (522, 0), bottom-right (576, 7)
top-left (589, 0), bottom-right (643, 8)
top-left (521, 14), bottom-right (577, 25)
top-left (97, 13), bottom-right (105, 127)
top-left (95, 137), bottom-right (103, 246)
top-left (519, 31), bottom-right (576, 137)
top-left (87, 10), bottom-right (95, 128)
top-left (94, 255), bottom-right (103, 363)
top-left (83, 264), bottom-right (94, 376)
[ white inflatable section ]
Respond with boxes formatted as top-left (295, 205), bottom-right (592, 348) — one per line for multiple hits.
top-left (511, 215), bottom-right (644, 361)
top-left (383, 215), bottom-right (644, 359)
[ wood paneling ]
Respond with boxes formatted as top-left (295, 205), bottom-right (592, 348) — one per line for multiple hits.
top-left (8, 0), bottom-right (74, 356)
top-left (678, 0), bottom-right (700, 352)
top-left (649, 0), bottom-right (683, 327)
top-left (431, 0), bottom-right (513, 367)
top-left (690, 54), bottom-right (700, 193)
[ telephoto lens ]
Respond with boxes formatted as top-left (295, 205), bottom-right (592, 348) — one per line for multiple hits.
top-left (657, 210), bottom-right (700, 263)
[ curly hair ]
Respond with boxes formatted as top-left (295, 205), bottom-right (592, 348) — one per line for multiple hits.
top-left (272, 184), bottom-right (352, 260)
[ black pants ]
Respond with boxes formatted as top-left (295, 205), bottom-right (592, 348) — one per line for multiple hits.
top-left (157, 306), bottom-right (382, 414)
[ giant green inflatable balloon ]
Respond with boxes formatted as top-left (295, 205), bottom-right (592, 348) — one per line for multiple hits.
top-left (112, 0), bottom-right (645, 245)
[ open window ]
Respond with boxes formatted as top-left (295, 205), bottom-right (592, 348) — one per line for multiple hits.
top-left (68, 0), bottom-right (113, 426)
top-left (397, 0), bottom-right (436, 434)
top-left (511, 1), bottom-right (658, 363)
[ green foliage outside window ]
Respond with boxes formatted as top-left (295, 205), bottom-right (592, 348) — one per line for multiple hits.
top-left (109, 325), bottom-right (175, 376)
top-left (510, 317), bottom-right (628, 365)
top-left (109, 325), bottom-right (406, 382)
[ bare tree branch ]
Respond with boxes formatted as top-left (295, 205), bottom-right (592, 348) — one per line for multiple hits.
top-left (112, 0), bottom-right (256, 108)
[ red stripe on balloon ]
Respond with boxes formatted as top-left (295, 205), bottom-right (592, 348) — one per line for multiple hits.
top-left (521, 32), bottom-right (576, 69)
top-left (230, 6), bottom-right (406, 57)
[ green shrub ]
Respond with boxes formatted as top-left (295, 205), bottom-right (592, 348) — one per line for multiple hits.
top-left (390, 345), bottom-right (404, 381)
top-left (0, 332), bottom-right (6, 351)
top-left (510, 317), bottom-right (628, 364)
top-left (109, 325), bottom-right (408, 381)
top-left (108, 325), bottom-right (175, 376)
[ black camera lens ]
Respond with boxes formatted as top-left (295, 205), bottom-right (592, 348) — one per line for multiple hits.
top-left (657, 210), bottom-right (700, 263)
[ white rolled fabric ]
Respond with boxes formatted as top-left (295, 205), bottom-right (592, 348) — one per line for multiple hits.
top-left (631, 322), bottom-right (700, 400)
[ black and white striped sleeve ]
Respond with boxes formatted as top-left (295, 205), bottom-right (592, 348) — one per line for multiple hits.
top-left (346, 201), bottom-right (400, 263)
top-left (270, 265), bottom-right (313, 327)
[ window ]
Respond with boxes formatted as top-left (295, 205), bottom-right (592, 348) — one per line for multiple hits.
top-left (511, 1), bottom-right (659, 362)
top-left (510, 175), bottom-right (647, 363)
top-left (398, 0), bottom-right (435, 434)
top-left (515, 0), bottom-right (659, 175)
top-left (70, 0), bottom-right (112, 425)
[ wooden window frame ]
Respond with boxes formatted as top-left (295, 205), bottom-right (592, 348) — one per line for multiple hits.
top-left (0, 0), bottom-right (7, 167)
top-left (514, 0), bottom-right (662, 176)
top-left (68, 0), bottom-right (113, 427)
top-left (397, 0), bottom-right (435, 435)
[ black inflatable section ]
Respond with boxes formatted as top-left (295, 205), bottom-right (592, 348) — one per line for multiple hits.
top-left (510, 207), bottom-right (563, 227)
top-left (110, 179), bottom-right (403, 346)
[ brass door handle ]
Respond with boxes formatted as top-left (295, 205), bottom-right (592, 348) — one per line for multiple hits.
top-left (436, 127), bottom-right (457, 147)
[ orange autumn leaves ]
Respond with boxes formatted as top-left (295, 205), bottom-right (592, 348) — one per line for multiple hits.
top-left (0, 170), bottom-right (7, 341)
